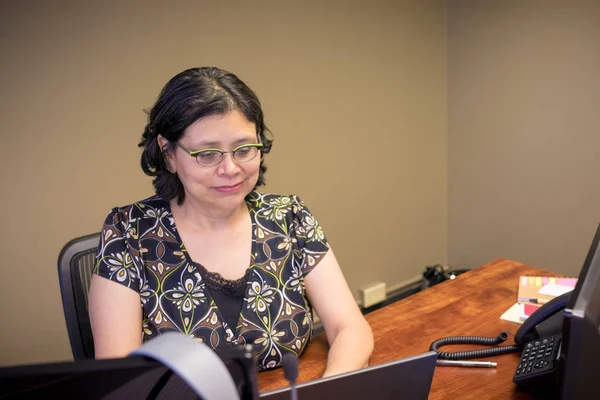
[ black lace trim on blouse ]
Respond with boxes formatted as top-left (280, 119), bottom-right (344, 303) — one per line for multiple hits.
top-left (193, 261), bottom-right (249, 298)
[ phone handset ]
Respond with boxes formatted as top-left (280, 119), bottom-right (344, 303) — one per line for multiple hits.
top-left (514, 291), bottom-right (571, 345)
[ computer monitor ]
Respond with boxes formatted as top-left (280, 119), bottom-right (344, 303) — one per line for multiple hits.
top-left (0, 346), bottom-right (258, 400)
top-left (558, 222), bottom-right (600, 399)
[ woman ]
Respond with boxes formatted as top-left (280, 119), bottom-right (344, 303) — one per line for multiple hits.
top-left (88, 67), bottom-right (373, 377)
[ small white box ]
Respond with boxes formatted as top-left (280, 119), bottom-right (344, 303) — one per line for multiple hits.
top-left (361, 281), bottom-right (387, 308)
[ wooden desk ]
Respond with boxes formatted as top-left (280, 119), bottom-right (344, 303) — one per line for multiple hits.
top-left (258, 259), bottom-right (563, 399)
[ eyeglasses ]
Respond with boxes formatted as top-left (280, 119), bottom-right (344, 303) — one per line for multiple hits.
top-left (174, 141), bottom-right (264, 166)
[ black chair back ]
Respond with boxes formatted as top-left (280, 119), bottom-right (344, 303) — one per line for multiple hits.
top-left (57, 232), bottom-right (101, 359)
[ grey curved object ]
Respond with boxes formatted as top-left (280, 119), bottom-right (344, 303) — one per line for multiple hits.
top-left (129, 332), bottom-right (240, 400)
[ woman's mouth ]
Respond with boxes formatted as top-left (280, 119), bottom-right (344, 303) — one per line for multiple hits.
top-left (213, 182), bottom-right (243, 194)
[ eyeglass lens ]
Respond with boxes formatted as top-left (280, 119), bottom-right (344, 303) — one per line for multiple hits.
top-left (196, 146), bottom-right (259, 166)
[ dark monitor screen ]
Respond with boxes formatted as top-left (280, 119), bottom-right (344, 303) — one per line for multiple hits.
top-left (559, 222), bottom-right (600, 399)
top-left (0, 347), bottom-right (258, 400)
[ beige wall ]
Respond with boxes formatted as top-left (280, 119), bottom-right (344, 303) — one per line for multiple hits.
top-left (448, 0), bottom-right (600, 275)
top-left (0, 0), bottom-right (447, 366)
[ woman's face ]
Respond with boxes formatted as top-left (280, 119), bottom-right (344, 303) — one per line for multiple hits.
top-left (162, 110), bottom-right (261, 211)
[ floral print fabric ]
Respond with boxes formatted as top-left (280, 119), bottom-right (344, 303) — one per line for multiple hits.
top-left (93, 191), bottom-right (329, 370)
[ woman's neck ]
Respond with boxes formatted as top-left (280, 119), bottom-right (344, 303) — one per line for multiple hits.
top-left (169, 197), bottom-right (248, 233)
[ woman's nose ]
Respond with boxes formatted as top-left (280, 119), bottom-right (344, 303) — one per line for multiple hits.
top-left (216, 152), bottom-right (241, 175)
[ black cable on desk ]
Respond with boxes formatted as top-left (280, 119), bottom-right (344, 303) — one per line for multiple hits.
top-left (430, 331), bottom-right (521, 360)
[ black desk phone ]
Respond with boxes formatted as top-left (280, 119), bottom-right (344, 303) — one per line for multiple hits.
top-left (511, 291), bottom-right (569, 389)
top-left (430, 292), bottom-right (570, 392)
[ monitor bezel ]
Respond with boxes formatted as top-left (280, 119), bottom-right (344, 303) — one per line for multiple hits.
top-left (564, 222), bottom-right (600, 317)
top-left (0, 346), bottom-right (259, 400)
top-left (559, 222), bottom-right (600, 399)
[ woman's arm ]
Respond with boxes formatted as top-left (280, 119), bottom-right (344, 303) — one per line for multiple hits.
top-left (303, 248), bottom-right (374, 377)
top-left (88, 274), bottom-right (143, 359)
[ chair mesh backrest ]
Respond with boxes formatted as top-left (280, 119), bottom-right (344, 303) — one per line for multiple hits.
top-left (70, 248), bottom-right (97, 359)
top-left (71, 249), bottom-right (96, 310)
top-left (58, 233), bottom-right (100, 360)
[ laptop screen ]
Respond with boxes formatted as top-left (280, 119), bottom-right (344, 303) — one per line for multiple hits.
top-left (259, 351), bottom-right (437, 400)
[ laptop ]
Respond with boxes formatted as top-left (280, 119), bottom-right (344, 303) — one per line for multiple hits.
top-left (260, 351), bottom-right (438, 400)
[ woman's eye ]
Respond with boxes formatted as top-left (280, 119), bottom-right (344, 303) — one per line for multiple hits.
top-left (197, 151), bottom-right (219, 161)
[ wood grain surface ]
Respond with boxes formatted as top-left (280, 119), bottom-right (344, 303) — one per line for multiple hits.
top-left (258, 259), bottom-right (564, 399)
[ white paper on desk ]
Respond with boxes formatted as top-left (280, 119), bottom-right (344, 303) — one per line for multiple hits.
top-left (538, 284), bottom-right (574, 297)
top-left (500, 303), bottom-right (523, 325)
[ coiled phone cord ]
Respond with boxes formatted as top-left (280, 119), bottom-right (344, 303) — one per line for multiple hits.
top-left (430, 331), bottom-right (522, 360)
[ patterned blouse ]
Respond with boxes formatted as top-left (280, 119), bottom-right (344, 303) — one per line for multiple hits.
top-left (93, 191), bottom-right (329, 370)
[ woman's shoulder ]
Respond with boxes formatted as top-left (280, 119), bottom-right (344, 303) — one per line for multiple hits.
top-left (102, 195), bottom-right (171, 226)
top-left (246, 190), bottom-right (305, 212)
top-left (246, 191), bottom-right (318, 229)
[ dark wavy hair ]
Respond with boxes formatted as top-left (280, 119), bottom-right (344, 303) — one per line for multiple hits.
top-left (139, 67), bottom-right (273, 205)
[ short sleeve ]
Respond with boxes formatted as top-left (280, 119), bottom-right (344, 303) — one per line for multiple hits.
top-left (290, 195), bottom-right (330, 277)
top-left (93, 208), bottom-right (143, 293)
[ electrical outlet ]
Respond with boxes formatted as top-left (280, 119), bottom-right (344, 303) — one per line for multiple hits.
top-left (361, 281), bottom-right (387, 308)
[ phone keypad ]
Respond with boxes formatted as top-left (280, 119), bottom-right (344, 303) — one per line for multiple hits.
top-left (514, 335), bottom-right (560, 383)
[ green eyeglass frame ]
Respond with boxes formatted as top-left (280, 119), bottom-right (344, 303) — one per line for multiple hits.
top-left (174, 141), bottom-right (264, 166)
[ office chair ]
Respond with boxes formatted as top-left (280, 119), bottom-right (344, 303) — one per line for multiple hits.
top-left (57, 232), bottom-right (101, 360)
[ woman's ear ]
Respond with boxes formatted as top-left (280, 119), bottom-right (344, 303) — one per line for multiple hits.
top-left (157, 134), bottom-right (170, 151)
top-left (157, 135), bottom-right (176, 173)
